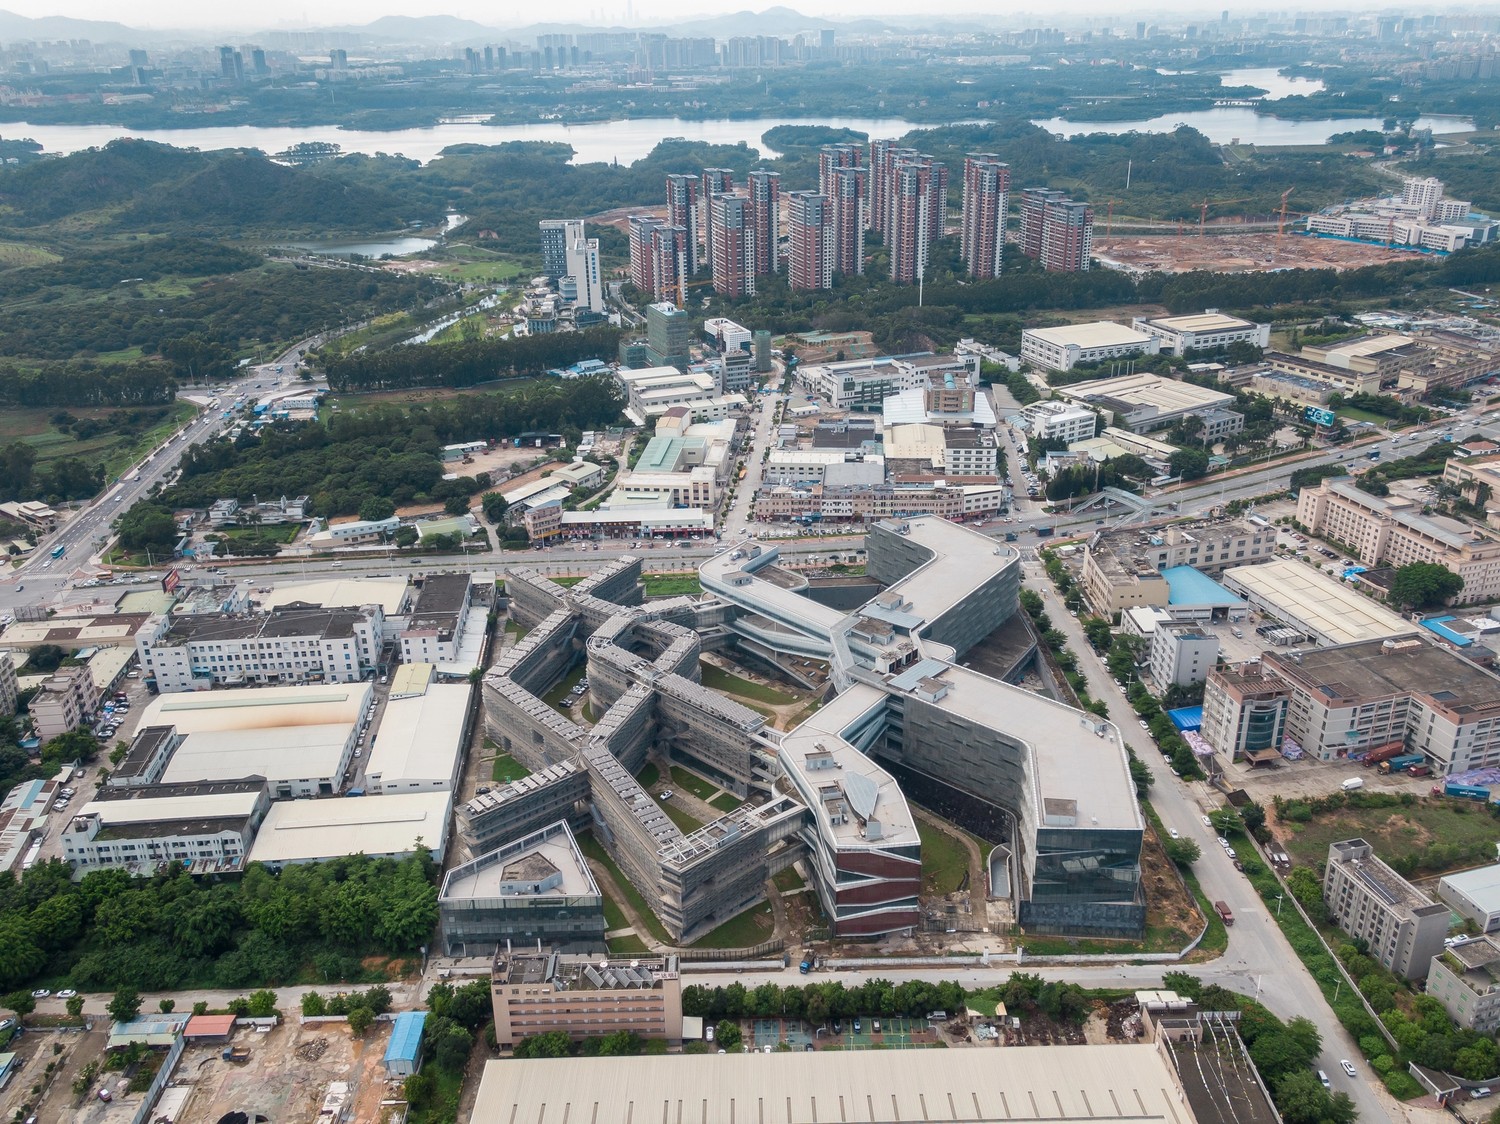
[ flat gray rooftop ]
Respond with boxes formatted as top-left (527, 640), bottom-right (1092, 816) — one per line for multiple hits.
top-left (1273, 638), bottom-right (1500, 712)
top-left (878, 516), bottom-right (1019, 628)
top-left (472, 1045), bottom-right (1198, 1124)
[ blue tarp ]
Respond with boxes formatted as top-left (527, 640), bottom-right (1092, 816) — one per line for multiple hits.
top-left (1168, 706), bottom-right (1204, 732)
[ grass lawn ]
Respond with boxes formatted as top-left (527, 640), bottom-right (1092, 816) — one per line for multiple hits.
top-left (710, 792), bottom-right (744, 813)
top-left (965, 989), bottom-right (1002, 1017)
top-left (437, 258), bottom-right (529, 284)
top-left (541, 663), bottom-right (585, 713)
top-left (643, 573), bottom-right (702, 597)
top-left (503, 619), bottom-right (530, 639)
top-left (669, 765), bottom-right (718, 801)
top-left (636, 762), bottom-right (660, 788)
top-left (550, 576), bottom-right (586, 587)
top-left (687, 900), bottom-right (775, 949)
top-left (608, 933), bottom-right (652, 956)
top-left (600, 888), bottom-right (630, 932)
top-left (1337, 405), bottom-right (1400, 426)
top-left (917, 820), bottom-right (971, 896)
top-left (661, 800), bottom-right (706, 834)
top-left (1277, 797), bottom-right (1500, 872)
top-left (772, 866), bottom-right (806, 892)
top-left (218, 523), bottom-right (302, 546)
top-left (578, 833), bottom-right (672, 944)
top-left (491, 751), bottom-right (529, 784)
top-left (698, 661), bottom-right (799, 705)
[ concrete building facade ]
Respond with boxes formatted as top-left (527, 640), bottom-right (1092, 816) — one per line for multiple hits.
top-left (491, 952), bottom-right (683, 1046)
top-left (1323, 838), bottom-right (1449, 981)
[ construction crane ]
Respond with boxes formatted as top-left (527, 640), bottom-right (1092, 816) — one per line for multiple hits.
top-left (1198, 196), bottom-right (1255, 236)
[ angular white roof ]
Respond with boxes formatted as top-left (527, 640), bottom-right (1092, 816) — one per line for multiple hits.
top-left (248, 791), bottom-right (451, 865)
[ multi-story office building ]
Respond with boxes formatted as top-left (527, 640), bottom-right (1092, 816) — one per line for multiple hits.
top-left (1240, 639), bottom-right (1500, 772)
top-left (888, 155), bottom-right (947, 284)
top-left (664, 174), bottom-right (699, 273)
top-left (1017, 401), bottom-right (1097, 444)
top-left (786, 190), bottom-right (834, 291)
top-left (62, 780), bottom-right (271, 874)
top-left (0, 652), bottom-right (15, 718)
top-left (491, 952), bottom-right (683, 1046)
top-left (1297, 478), bottom-right (1500, 604)
top-left (398, 573), bottom-right (475, 666)
top-left (563, 230), bottom-right (604, 315)
top-left (1199, 663), bottom-right (1289, 763)
top-left (1020, 323), bottom-right (1158, 372)
top-left (645, 301), bottom-right (692, 370)
top-left (136, 606), bottom-right (384, 693)
top-left (31, 665), bottom-right (95, 741)
top-left (1020, 188), bottom-right (1093, 272)
top-left (700, 168), bottom-right (733, 271)
top-left (627, 214), bottom-right (661, 294)
top-left (1078, 517), bottom-right (1276, 618)
top-left (828, 165), bottom-right (866, 277)
top-left (1428, 936), bottom-right (1500, 1032)
top-left (1323, 838), bottom-right (1449, 981)
top-left (1148, 624), bottom-right (1219, 688)
top-left (539, 218), bottom-right (584, 279)
top-left (1133, 313), bottom-right (1270, 356)
top-left (710, 193), bottom-right (756, 298)
top-left (747, 170), bottom-right (780, 277)
top-left (438, 820), bottom-right (605, 955)
top-left (961, 153), bottom-right (1010, 279)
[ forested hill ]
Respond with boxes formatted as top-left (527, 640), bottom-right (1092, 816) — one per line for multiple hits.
top-left (0, 139), bottom-right (426, 233)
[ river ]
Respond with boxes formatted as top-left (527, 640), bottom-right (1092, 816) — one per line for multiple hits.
top-left (0, 114), bottom-right (930, 166)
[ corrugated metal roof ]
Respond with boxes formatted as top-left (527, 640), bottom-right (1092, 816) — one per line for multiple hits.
top-left (384, 1011), bottom-right (426, 1064)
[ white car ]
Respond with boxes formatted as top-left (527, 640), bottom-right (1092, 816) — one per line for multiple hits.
top-left (56, 989), bottom-right (78, 999)
top-left (1340, 1060), bottom-right (1357, 1078)
top-left (1201, 815), bottom-right (1213, 828)
top-left (1168, 829), bottom-right (1180, 840)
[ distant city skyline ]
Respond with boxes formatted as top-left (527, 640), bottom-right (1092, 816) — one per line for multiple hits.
top-left (0, 0), bottom-right (1390, 33)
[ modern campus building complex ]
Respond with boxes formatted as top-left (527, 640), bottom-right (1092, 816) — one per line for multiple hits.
top-left (467, 516), bottom-right (1145, 952)
top-left (1132, 313), bottom-right (1270, 356)
top-left (1020, 323), bottom-right (1159, 372)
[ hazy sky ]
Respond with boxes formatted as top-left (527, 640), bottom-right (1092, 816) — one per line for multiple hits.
top-left (9, 0), bottom-right (1101, 30)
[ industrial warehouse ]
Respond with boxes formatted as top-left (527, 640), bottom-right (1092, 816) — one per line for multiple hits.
top-left (458, 516), bottom-right (1144, 953)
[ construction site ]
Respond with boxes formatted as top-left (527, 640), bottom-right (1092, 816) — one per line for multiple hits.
top-left (1094, 230), bottom-right (1419, 273)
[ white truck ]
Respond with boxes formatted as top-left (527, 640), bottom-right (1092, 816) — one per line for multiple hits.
top-left (1341, 777), bottom-right (1364, 791)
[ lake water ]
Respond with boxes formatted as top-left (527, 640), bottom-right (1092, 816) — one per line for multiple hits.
top-left (1, 114), bottom-right (928, 166)
top-left (1032, 107), bottom-right (1472, 146)
top-left (285, 212), bottom-right (468, 258)
top-left (1038, 63), bottom-right (1471, 144)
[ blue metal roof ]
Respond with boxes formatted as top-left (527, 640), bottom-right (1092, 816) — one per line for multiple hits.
top-left (1420, 616), bottom-right (1473, 647)
top-left (384, 1011), bottom-right (426, 1064)
top-left (1161, 566), bottom-right (1243, 607)
top-left (1168, 706), bottom-right (1204, 732)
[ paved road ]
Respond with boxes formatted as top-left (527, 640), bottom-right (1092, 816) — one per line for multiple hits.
top-left (1019, 559), bottom-right (1395, 1124)
top-left (0, 338), bottom-right (319, 614)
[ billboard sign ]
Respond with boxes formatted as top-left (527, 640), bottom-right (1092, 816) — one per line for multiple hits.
top-left (1304, 406), bottom-right (1337, 427)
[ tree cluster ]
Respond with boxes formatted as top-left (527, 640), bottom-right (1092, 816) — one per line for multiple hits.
top-left (0, 852), bottom-right (437, 993)
top-left (321, 328), bottom-right (623, 393)
top-left (681, 977), bottom-right (966, 1024)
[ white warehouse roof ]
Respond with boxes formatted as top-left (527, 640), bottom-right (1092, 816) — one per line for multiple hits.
top-left (1024, 321), bottom-right (1154, 348)
top-left (160, 725), bottom-right (352, 787)
top-left (248, 791), bottom-right (451, 865)
top-left (139, 682), bottom-right (373, 733)
top-left (364, 683), bottom-right (470, 791)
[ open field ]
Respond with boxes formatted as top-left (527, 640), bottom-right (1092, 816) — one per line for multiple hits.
top-left (0, 400), bottom-right (197, 476)
top-left (710, 792), bottom-right (745, 813)
top-left (643, 573), bottom-right (702, 597)
top-left (1276, 796), bottom-right (1500, 872)
top-left (0, 239), bottom-right (61, 266)
top-left (669, 765), bottom-right (718, 801)
top-left (1094, 231), bottom-right (1422, 273)
top-left (660, 798), bottom-right (706, 834)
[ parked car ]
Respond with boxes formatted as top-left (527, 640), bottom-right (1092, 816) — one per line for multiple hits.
top-left (56, 989), bottom-right (77, 999)
top-left (1341, 1060), bottom-right (1357, 1078)
top-left (30, 989), bottom-right (50, 999)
